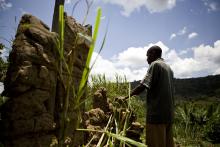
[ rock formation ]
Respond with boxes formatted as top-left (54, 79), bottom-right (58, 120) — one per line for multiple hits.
top-left (93, 87), bottom-right (110, 112)
top-left (0, 13), bottom-right (91, 147)
top-left (84, 87), bottom-right (144, 146)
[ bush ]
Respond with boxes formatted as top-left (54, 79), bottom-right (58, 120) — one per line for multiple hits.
top-left (204, 104), bottom-right (220, 144)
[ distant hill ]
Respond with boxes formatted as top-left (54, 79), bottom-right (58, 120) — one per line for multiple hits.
top-left (131, 74), bottom-right (220, 101)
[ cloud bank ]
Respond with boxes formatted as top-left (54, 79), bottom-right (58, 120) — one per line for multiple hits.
top-left (91, 40), bottom-right (220, 81)
top-left (103, 0), bottom-right (176, 16)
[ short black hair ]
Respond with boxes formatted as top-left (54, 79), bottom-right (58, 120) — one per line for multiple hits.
top-left (148, 45), bottom-right (162, 58)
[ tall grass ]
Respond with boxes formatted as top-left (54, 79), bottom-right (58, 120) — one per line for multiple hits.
top-left (173, 100), bottom-right (220, 146)
top-left (84, 74), bottom-right (220, 146)
top-left (56, 4), bottom-right (103, 146)
top-left (57, 4), bottom-right (68, 146)
top-left (78, 74), bottom-right (147, 146)
top-left (77, 7), bottom-right (102, 105)
top-left (89, 74), bottom-right (129, 99)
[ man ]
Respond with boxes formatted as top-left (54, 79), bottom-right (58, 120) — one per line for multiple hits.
top-left (124, 45), bottom-right (174, 147)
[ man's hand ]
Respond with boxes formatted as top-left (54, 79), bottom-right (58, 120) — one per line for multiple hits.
top-left (115, 96), bottom-right (128, 102)
top-left (114, 96), bottom-right (128, 108)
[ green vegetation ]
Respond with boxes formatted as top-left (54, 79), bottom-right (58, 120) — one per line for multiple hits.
top-left (78, 7), bottom-right (102, 101)
top-left (55, 4), bottom-right (103, 146)
top-left (131, 75), bottom-right (220, 101)
top-left (0, 43), bottom-right (8, 83)
top-left (88, 74), bottom-right (129, 102)
top-left (79, 74), bottom-right (147, 146)
top-left (0, 58), bottom-right (7, 83)
top-left (174, 100), bottom-right (220, 146)
top-left (0, 43), bottom-right (8, 107)
top-left (85, 74), bottom-right (220, 146)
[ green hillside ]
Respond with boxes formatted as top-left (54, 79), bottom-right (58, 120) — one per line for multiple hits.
top-left (131, 74), bottom-right (220, 101)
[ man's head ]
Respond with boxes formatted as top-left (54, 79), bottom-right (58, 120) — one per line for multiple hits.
top-left (147, 45), bottom-right (162, 64)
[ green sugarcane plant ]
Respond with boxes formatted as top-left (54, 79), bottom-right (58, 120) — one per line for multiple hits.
top-left (56, 2), bottom-right (147, 147)
top-left (78, 126), bottom-right (147, 147)
top-left (77, 75), bottom-right (146, 146)
top-left (56, 3), bottom-right (103, 146)
top-left (77, 7), bottom-right (102, 100)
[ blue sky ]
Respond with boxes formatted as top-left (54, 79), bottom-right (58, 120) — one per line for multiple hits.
top-left (0, 0), bottom-right (220, 82)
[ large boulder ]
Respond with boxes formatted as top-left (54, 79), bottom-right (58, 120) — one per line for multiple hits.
top-left (0, 13), bottom-right (91, 147)
top-left (0, 14), bottom-right (58, 147)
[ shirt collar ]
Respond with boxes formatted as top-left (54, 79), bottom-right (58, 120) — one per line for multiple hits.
top-left (150, 58), bottom-right (164, 65)
top-left (156, 58), bottom-right (164, 61)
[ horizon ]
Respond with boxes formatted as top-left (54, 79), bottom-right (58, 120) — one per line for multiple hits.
top-left (1, 74), bottom-right (220, 94)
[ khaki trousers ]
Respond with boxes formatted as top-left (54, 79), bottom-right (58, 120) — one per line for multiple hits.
top-left (146, 123), bottom-right (174, 147)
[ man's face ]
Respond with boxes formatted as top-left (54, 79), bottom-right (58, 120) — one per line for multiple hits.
top-left (147, 50), bottom-right (156, 64)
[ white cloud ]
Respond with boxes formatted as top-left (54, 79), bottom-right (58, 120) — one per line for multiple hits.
top-left (203, 0), bottom-right (220, 12)
top-left (0, 0), bottom-right (12, 11)
top-left (90, 40), bottom-right (220, 81)
top-left (209, 2), bottom-right (218, 11)
top-left (193, 40), bottom-right (220, 64)
top-left (144, 0), bottom-right (176, 13)
top-left (170, 33), bottom-right (176, 40)
top-left (170, 26), bottom-right (187, 40)
top-left (213, 68), bottom-right (220, 75)
top-left (90, 52), bottom-right (147, 81)
top-left (178, 26), bottom-right (187, 35)
top-left (103, 0), bottom-right (176, 16)
top-left (66, 0), bottom-right (72, 4)
top-left (188, 32), bottom-right (198, 39)
top-left (179, 49), bottom-right (188, 55)
top-left (170, 27), bottom-right (198, 41)
top-left (112, 47), bottom-right (147, 68)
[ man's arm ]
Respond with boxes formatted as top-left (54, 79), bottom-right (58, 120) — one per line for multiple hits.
top-left (130, 84), bottom-right (146, 97)
top-left (123, 84), bottom-right (146, 99)
top-left (124, 63), bottom-right (157, 99)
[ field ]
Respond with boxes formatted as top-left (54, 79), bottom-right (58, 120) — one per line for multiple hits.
top-left (85, 75), bottom-right (220, 146)
top-left (1, 73), bottom-right (220, 146)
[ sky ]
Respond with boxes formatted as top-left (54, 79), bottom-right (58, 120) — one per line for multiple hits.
top-left (0, 0), bottom-right (220, 83)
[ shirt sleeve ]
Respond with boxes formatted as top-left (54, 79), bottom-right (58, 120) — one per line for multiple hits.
top-left (140, 64), bottom-right (153, 89)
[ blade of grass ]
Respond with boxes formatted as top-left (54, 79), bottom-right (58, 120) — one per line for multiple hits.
top-left (74, 23), bottom-right (108, 110)
top-left (85, 135), bottom-right (95, 147)
top-left (58, 4), bottom-right (66, 147)
top-left (125, 142), bottom-right (133, 147)
top-left (97, 115), bottom-right (112, 147)
top-left (82, 0), bottom-right (94, 25)
top-left (120, 110), bottom-right (131, 146)
top-left (59, 4), bottom-right (64, 60)
top-left (77, 129), bottom-right (147, 147)
top-left (106, 132), bottom-right (147, 147)
top-left (71, 0), bottom-right (81, 16)
top-left (128, 82), bottom-right (131, 109)
top-left (77, 7), bottom-right (102, 102)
